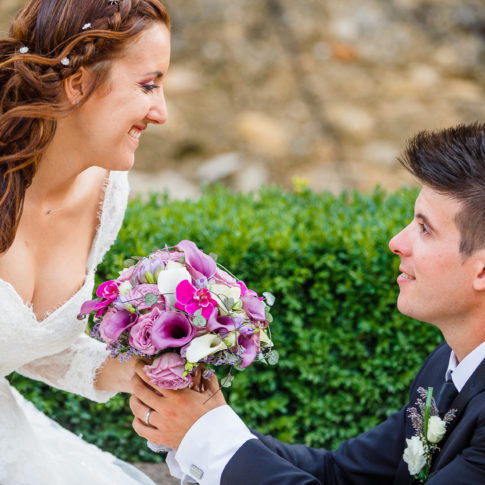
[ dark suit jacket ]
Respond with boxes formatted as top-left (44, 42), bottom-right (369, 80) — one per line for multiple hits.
top-left (222, 343), bottom-right (485, 484)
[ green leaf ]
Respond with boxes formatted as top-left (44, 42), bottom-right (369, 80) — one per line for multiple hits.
top-left (268, 351), bottom-right (279, 366)
top-left (263, 292), bottom-right (276, 306)
top-left (193, 315), bottom-right (207, 327)
top-left (144, 293), bottom-right (158, 306)
top-left (221, 375), bottom-right (234, 388)
top-left (223, 297), bottom-right (235, 310)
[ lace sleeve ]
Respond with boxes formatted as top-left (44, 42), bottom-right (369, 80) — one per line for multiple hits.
top-left (17, 333), bottom-right (116, 403)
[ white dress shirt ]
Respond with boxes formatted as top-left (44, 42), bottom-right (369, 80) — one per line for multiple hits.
top-left (167, 341), bottom-right (485, 484)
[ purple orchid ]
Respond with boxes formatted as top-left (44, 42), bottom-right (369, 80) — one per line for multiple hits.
top-left (174, 279), bottom-right (218, 319)
top-left (151, 311), bottom-right (196, 350)
top-left (175, 240), bottom-right (216, 279)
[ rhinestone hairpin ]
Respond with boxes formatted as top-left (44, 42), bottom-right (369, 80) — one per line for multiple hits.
top-left (61, 57), bottom-right (70, 66)
top-left (108, 0), bottom-right (120, 5)
top-left (82, 23), bottom-right (92, 31)
top-left (19, 46), bottom-right (29, 54)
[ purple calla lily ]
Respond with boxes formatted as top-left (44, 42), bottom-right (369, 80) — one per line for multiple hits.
top-left (241, 293), bottom-right (267, 322)
top-left (207, 308), bottom-right (240, 335)
top-left (99, 309), bottom-right (138, 344)
top-left (238, 331), bottom-right (261, 368)
top-left (151, 311), bottom-right (196, 350)
top-left (176, 240), bottom-right (216, 279)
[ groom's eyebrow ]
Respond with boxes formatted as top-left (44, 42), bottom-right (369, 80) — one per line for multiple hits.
top-left (416, 213), bottom-right (437, 233)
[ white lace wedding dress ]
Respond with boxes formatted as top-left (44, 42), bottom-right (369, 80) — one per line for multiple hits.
top-left (0, 171), bottom-right (157, 485)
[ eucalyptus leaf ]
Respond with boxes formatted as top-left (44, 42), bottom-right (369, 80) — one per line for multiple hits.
top-left (263, 292), bottom-right (276, 306)
top-left (193, 308), bottom-right (203, 317)
top-left (223, 297), bottom-right (235, 310)
top-left (193, 315), bottom-right (207, 327)
top-left (144, 293), bottom-right (158, 306)
top-left (268, 351), bottom-right (279, 366)
top-left (124, 259), bottom-right (135, 267)
top-left (221, 375), bottom-right (234, 388)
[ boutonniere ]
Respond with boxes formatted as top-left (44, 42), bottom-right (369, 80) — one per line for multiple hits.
top-left (403, 387), bottom-right (457, 482)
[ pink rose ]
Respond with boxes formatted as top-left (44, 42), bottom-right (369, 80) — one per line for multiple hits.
top-left (128, 308), bottom-right (161, 355)
top-left (144, 353), bottom-right (192, 390)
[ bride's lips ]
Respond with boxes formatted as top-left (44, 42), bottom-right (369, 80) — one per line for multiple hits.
top-left (128, 125), bottom-right (146, 145)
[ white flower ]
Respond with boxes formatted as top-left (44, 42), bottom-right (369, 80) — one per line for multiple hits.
top-left (118, 281), bottom-right (132, 295)
top-left (403, 436), bottom-right (426, 476)
top-left (222, 331), bottom-right (238, 348)
top-left (427, 416), bottom-right (446, 443)
top-left (209, 284), bottom-right (241, 314)
top-left (157, 261), bottom-right (191, 306)
top-left (260, 330), bottom-right (273, 348)
top-left (185, 333), bottom-right (228, 363)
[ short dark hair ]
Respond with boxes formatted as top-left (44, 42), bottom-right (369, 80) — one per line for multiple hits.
top-left (400, 122), bottom-right (485, 256)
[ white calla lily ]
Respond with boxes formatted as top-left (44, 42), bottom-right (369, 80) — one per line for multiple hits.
top-left (157, 261), bottom-right (191, 306)
top-left (260, 330), bottom-right (273, 348)
top-left (185, 333), bottom-right (228, 363)
top-left (118, 281), bottom-right (133, 295)
top-left (210, 284), bottom-right (242, 314)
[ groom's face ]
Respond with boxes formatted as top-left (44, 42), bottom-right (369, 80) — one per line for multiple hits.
top-left (389, 185), bottom-right (480, 327)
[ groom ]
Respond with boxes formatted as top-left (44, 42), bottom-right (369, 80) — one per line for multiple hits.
top-left (130, 123), bottom-right (485, 484)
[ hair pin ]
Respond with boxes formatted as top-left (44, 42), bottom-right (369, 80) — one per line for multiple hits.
top-left (19, 46), bottom-right (29, 54)
top-left (108, 0), bottom-right (120, 5)
top-left (82, 23), bottom-right (92, 31)
top-left (61, 57), bottom-right (70, 66)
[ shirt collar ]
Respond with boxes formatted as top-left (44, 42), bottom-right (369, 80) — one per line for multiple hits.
top-left (446, 340), bottom-right (485, 392)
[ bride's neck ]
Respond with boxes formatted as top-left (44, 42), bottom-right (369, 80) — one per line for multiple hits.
top-left (27, 137), bottom-right (86, 208)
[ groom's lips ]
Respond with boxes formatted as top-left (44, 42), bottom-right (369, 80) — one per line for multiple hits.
top-left (398, 266), bottom-right (415, 282)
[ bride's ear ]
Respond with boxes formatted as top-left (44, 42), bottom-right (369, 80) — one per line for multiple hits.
top-left (471, 250), bottom-right (485, 292)
top-left (63, 67), bottom-right (93, 107)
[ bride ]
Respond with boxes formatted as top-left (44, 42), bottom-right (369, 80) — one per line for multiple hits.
top-left (0, 0), bottom-right (171, 483)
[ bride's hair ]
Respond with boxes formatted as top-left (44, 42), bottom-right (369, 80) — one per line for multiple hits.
top-left (0, 0), bottom-right (170, 253)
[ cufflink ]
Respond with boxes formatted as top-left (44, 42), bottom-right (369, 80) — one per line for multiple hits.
top-left (190, 464), bottom-right (204, 480)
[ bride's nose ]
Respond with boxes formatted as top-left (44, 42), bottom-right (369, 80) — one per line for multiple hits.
top-left (147, 87), bottom-right (168, 125)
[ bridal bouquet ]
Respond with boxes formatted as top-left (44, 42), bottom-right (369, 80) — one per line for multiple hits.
top-left (79, 240), bottom-right (277, 389)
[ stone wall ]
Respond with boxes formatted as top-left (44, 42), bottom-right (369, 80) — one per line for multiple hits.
top-left (2, 0), bottom-right (485, 198)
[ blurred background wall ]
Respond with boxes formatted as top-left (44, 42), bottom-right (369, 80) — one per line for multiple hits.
top-left (2, 0), bottom-right (485, 198)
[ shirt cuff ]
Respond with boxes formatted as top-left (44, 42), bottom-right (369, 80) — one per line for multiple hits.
top-left (174, 405), bottom-right (257, 484)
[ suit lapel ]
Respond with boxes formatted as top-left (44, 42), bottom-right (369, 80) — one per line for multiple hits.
top-left (431, 357), bottom-right (485, 471)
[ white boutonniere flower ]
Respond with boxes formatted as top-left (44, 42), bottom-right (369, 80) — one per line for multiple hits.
top-left (403, 436), bottom-right (426, 476)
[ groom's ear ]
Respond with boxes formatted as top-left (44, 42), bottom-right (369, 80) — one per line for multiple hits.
top-left (63, 66), bottom-right (93, 106)
top-left (471, 249), bottom-right (485, 292)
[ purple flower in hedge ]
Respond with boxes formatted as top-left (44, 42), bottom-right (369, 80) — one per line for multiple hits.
top-left (99, 308), bottom-right (138, 344)
top-left (143, 353), bottom-right (192, 390)
top-left (151, 311), bottom-right (196, 350)
top-left (175, 240), bottom-right (216, 279)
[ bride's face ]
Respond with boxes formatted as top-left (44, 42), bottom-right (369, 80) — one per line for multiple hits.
top-left (64, 22), bottom-right (171, 172)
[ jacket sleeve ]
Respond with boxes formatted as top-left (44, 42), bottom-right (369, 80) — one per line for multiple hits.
top-left (222, 407), bottom-right (407, 485)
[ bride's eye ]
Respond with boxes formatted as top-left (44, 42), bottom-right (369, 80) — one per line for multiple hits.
top-left (140, 83), bottom-right (160, 93)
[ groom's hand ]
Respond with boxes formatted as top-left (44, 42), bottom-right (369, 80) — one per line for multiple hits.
top-left (129, 361), bottom-right (226, 450)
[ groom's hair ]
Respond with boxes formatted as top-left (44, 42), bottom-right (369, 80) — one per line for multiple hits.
top-left (400, 122), bottom-right (485, 256)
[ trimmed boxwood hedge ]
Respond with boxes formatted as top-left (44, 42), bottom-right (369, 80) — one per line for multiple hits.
top-left (8, 185), bottom-right (443, 462)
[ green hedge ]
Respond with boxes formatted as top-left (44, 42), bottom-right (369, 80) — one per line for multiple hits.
top-left (9, 185), bottom-right (443, 462)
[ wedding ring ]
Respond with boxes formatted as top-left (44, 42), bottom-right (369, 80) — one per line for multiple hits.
top-left (144, 408), bottom-right (152, 426)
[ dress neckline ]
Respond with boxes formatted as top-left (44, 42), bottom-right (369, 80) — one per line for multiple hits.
top-left (0, 171), bottom-right (113, 324)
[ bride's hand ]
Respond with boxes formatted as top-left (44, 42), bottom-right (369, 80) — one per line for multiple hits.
top-left (95, 355), bottom-right (143, 394)
top-left (129, 361), bottom-right (226, 450)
